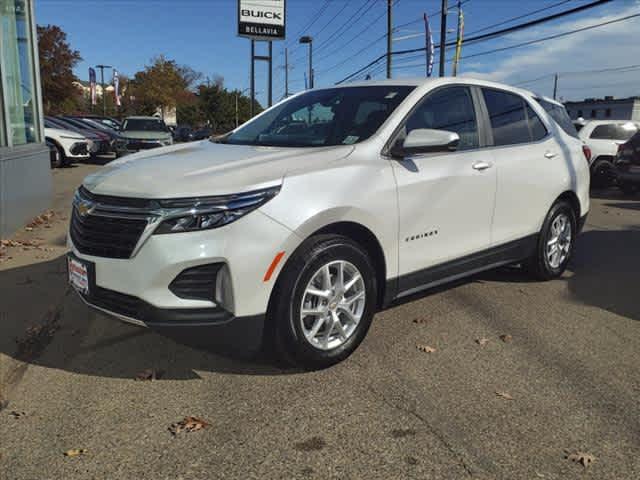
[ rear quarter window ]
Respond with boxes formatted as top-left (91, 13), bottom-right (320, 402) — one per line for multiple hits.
top-left (535, 98), bottom-right (579, 139)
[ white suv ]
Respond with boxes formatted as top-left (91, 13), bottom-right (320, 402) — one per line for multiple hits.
top-left (67, 78), bottom-right (590, 368)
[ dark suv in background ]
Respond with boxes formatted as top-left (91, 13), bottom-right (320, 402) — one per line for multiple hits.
top-left (615, 131), bottom-right (640, 195)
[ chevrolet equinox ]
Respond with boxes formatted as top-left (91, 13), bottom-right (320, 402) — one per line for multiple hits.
top-left (68, 78), bottom-right (590, 369)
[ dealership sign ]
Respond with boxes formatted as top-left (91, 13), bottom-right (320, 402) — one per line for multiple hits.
top-left (238, 0), bottom-right (285, 40)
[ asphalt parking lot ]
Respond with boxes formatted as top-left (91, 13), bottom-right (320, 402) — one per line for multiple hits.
top-left (1, 164), bottom-right (639, 479)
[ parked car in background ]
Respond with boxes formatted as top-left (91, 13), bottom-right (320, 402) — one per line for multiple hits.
top-left (68, 78), bottom-right (590, 369)
top-left (45, 116), bottom-right (108, 157)
top-left (191, 126), bottom-right (212, 140)
top-left (81, 114), bottom-right (121, 131)
top-left (57, 116), bottom-right (115, 156)
top-left (173, 125), bottom-right (194, 142)
top-left (118, 116), bottom-right (173, 153)
top-left (577, 120), bottom-right (639, 188)
top-left (614, 131), bottom-right (640, 195)
top-left (66, 116), bottom-right (128, 157)
top-left (44, 123), bottom-right (90, 167)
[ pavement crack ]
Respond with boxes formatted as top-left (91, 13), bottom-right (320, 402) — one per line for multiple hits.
top-left (364, 383), bottom-right (476, 478)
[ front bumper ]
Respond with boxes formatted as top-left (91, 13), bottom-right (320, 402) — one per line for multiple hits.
top-left (72, 272), bottom-right (265, 351)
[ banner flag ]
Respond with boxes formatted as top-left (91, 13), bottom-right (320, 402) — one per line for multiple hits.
top-left (89, 67), bottom-right (96, 106)
top-left (453, 3), bottom-right (465, 76)
top-left (113, 69), bottom-right (121, 107)
top-left (424, 13), bottom-right (434, 77)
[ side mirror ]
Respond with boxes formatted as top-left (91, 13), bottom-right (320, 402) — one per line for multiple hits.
top-left (391, 128), bottom-right (460, 158)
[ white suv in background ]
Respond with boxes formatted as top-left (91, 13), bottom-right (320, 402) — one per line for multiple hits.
top-left (577, 120), bottom-right (639, 188)
top-left (67, 78), bottom-right (590, 369)
top-left (44, 125), bottom-right (90, 167)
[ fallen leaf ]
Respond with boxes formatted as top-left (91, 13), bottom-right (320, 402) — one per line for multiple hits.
top-left (134, 368), bottom-right (164, 381)
top-left (416, 344), bottom-right (436, 353)
top-left (169, 416), bottom-right (210, 436)
top-left (499, 334), bottom-right (513, 343)
top-left (565, 450), bottom-right (595, 468)
top-left (495, 391), bottom-right (514, 400)
top-left (9, 410), bottom-right (25, 419)
top-left (25, 227), bottom-right (33, 232)
top-left (475, 338), bottom-right (490, 346)
top-left (64, 448), bottom-right (86, 457)
top-left (412, 317), bottom-right (429, 324)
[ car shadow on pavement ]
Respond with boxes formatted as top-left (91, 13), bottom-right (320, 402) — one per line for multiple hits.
top-left (0, 256), bottom-right (299, 384)
top-left (566, 228), bottom-right (640, 322)
top-left (603, 202), bottom-right (640, 211)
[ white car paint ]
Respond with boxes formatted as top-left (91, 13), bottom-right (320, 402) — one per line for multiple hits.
top-left (68, 77), bottom-right (590, 348)
top-left (577, 120), bottom-right (639, 166)
top-left (44, 127), bottom-right (90, 161)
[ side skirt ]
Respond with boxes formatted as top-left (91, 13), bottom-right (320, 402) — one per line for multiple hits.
top-left (384, 234), bottom-right (538, 305)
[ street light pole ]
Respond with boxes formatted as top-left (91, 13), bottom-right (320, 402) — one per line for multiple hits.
top-left (299, 36), bottom-right (313, 89)
top-left (95, 64), bottom-right (112, 116)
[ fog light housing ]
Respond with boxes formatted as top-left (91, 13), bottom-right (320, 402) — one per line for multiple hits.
top-left (214, 264), bottom-right (234, 313)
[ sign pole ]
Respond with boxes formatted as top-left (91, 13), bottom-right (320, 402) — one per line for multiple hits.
top-left (250, 39), bottom-right (255, 117)
top-left (268, 41), bottom-right (273, 107)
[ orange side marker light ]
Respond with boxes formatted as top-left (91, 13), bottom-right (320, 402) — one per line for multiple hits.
top-left (263, 251), bottom-right (285, 282)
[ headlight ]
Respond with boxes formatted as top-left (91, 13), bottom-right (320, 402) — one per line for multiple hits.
top-left (154, 186), bottom-right (280, 234)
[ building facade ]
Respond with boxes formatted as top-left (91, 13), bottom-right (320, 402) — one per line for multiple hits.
top-left (0, 0), bottom-right (50, 237)
top-left (564, 96), bottom-right (640, 122)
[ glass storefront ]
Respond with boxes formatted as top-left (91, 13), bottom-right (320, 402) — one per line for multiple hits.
top-left (0, 0), bottom-right (40, 146)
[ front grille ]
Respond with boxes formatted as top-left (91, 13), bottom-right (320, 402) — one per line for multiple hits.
top-left (70, 207), bottom-right (147, 259)
top-left (78, 185), bottom-right (155, 209)
top-left (127, 140), bottom-right (162, 151)
top-left (70, 142), bottom-right (88, 155)
top-left (169, 264), bottom-right (222, 301)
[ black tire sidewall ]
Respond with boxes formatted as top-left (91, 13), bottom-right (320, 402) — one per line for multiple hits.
top-left (536, 201), bottom-right (577, 278)
top-left (273, 235), bottom-right (377, 369)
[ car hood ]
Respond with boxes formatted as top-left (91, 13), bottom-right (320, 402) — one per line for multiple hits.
top-left (120, 130), bottom-right (172, 140)
top-left (44, 127), bottom-right (85, 140)
top-left (83, 140), bottom-right (355, 198)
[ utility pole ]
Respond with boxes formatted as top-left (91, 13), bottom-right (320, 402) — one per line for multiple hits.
top-left (553, 73), bottom-right (559, 100)
top-left (439, 0), bottom-right (448, 77)
top-left (299, 36), bottom-right (313, 89)
top-left (284, 47), bottom-right (289, 98)
top-left (386, 0), bottom-right (393, 79)
top-left (95, 64), bottom-right (112, 116)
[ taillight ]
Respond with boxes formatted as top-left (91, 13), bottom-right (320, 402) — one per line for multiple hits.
top-left (582, 145), bottom-right (591, 163)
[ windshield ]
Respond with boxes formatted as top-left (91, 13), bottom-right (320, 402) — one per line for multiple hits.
top-left (224, 86), bottom-right (415, 147)
top-left (123, 118), bottom-right (168, 132)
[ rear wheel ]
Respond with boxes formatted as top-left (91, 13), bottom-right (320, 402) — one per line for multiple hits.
top-left (270, 234), bottom-right (377, 369)
top-left (590, 158), bottom-right (615, 189)
top-left (525, 200), bottom-right (576, 280)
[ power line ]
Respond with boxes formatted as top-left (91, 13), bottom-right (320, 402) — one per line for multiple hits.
top-left (286, 0), bottom-right (332, 48)
top-left (337, 0), bottom-right (614, 84)
top-left (465, 0), bottom-right (572, 36)
top-left (459, 12), bottom-right (640, 61)
top-left (514, 64), bottom-right (640, 86)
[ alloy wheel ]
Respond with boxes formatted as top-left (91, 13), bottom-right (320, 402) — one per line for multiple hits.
top-left (546, 213), bottom-right (572, 269)
top-left (299, 260), bottom-right (366, 350)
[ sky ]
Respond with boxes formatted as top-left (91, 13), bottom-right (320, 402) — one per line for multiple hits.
top-left (35, 0), bottom-right (640, 106)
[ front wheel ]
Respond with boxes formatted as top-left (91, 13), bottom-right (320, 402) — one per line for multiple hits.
top-left (525, 200), bottom-right (576, 280)
top-left (270, 234), bottom-right (377, 369)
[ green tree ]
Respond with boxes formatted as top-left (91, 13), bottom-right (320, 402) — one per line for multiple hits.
top-left (37, 24), bottom-right (82, 114)
top-left (128, 56), bottom-right (201, 119)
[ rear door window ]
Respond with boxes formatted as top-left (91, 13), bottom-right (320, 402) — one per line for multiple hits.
top-left (482, 89), bottom-right (531, 146)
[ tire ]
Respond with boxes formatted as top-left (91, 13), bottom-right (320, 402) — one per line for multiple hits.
top-left (590, 158), bottom-right (614, 189)
top-left (50, 143), bottom-right (67, 168)
top-left (525, 200), bottom-right (577, 281)
top-left (269, 234), bottom-right (377, 369)
top-left (620, 183), bottom-right (638, 196)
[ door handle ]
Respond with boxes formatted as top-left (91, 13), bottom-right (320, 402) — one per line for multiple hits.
top-left (472, 161), bottom-right (492, 171)
top-left (544, 152), bottom-right (557, 159)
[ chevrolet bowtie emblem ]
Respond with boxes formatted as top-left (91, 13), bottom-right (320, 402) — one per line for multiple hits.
top-left (77, 200), bottom-right (94, 217)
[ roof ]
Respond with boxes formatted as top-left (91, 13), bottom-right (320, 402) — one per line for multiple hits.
top-left (124, 116), bottom-right (164, 120)
top-left (321, 76), bottom-right (537, 97)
